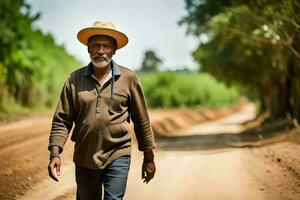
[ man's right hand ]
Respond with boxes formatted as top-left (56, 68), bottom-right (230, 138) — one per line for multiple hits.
top-left (48, 145), bottom-right (61, 182)
top-left (48, 157), bottom-right (61, 182)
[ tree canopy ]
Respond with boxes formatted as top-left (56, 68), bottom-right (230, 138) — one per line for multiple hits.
top-left (180, 0), bottom-right (300, 120)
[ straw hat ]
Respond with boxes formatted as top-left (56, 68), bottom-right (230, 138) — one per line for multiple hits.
top-left (77, 21), bottom-right (128, 49)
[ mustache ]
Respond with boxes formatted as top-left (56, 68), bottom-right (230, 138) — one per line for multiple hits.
top-left (92, 55), bottom-right (109, 61)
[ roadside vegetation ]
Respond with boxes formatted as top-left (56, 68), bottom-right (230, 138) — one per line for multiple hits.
top-left (139, 71), bottom-right (240, 108)
top-left (0, 0), bottom-right (80, 118)
top-left (180, 0), bottom-right (300, 121)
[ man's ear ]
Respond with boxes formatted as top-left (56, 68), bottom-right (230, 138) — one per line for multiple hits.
top-left (87, 46), bottom-right (90, 53)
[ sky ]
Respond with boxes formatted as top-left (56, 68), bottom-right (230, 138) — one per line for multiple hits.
top-left (27, 0), bottom-right (200, 71)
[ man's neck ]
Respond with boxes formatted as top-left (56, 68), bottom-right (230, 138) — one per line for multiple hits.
top-left (92, 64), bottom-right (111, 79)
top-left (91, 63), bottom-right (112, 86)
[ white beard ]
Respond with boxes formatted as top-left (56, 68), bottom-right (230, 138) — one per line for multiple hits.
top-left (92, 58), bottom-right (112, 69)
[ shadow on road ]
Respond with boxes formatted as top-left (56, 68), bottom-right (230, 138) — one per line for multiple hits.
top-left (156, 120), bottom-right (296, 151)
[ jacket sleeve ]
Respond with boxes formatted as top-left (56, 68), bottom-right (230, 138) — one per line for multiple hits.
top-left (129, 74), bottom-right (155, 151)
top-left (48, 78), bottom-right (74, 153)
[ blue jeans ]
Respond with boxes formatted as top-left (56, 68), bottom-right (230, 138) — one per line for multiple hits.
top-left (75, 156), bottom-right (131, 200)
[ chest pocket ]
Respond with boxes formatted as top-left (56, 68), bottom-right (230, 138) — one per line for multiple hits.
top-left (108, 92), bottom-right (128, 114)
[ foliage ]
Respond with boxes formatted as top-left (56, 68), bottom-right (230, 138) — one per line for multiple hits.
top-left (0, 0), bottom-right (80, 113)
top-left (140, 49), bottom-right (163, 72)
top-left (180, 0), bottom-right (300, 120)
top-left (139, 71), bottom-right (240, 108)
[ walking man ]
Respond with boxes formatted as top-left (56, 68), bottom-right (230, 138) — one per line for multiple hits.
top-left (47, 21), bottom-right (156, 200)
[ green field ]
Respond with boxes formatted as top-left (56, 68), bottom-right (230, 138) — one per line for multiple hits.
top-left (139, 71), bottom-right (240, 108)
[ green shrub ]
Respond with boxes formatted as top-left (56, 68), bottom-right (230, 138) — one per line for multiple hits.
top-left (139, 71), bottom-right (240, 108)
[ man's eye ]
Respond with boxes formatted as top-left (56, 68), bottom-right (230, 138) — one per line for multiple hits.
top-left (92, 44), bottom-right (100, 48)
top-left (104, 44), bottom-right (112, 48)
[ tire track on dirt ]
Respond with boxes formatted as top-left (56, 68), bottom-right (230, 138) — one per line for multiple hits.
top-left (0, 116), bottom-right (51, 150)
top-left (0, 134), bottom-right (46, 156)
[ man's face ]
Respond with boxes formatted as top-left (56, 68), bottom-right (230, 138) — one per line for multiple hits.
top-left (88, 35), bottom-right (116, 68)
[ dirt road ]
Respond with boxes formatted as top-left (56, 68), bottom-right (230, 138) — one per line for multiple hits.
top-left (125, 104), bottom-right (266, 200)
top-left (1, 105), bottom-right (300, 200)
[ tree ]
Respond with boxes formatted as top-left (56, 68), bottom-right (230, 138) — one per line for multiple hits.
top-left (0, 0), bottom-right (38, 109)
top-left (0, 0), bottom-right (80, 112)
top-left (140, 50), bottom-right (162, 72)
top-left (180, 0), bottom-right (300, 121)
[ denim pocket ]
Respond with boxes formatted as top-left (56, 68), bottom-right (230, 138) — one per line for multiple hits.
top-left (110, 156), bottom-right (131, 173)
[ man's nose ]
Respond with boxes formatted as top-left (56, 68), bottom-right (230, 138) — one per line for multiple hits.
top-left (97, 46), bottom-right (105, 54)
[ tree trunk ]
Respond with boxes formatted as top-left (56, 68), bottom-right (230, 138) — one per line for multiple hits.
top-left (265, 75), bottom-right (290, 120)
top-left (289, 58), bottom-right (300, 120)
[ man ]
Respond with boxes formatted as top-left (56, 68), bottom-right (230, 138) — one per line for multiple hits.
top-left (48, 21), bottom-right (156, 200)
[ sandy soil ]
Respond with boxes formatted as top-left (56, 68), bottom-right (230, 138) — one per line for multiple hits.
top-left (1, 104), bottom-right (300, 200)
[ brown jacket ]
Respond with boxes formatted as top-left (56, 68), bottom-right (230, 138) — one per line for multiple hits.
top-left (48, 61), bottom-right (155, 169)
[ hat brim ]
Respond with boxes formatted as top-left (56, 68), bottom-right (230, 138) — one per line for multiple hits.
top-left (77, 27), bottom-right (128, 49)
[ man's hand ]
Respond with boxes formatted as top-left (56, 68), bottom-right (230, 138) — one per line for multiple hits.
top-left (48, 145), bottom-right (61, 182)
top-left (142, 160), bottom-right (156, 183)
top-left (48, 157), bottom-right (61, 182)
top-left (142, 149), bottom-right (156, 183)
top-left (48, 157), bottom-right (60, 182)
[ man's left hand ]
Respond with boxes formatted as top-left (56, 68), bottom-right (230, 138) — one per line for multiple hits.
top-left (142, 160), bottom-right (156, 184)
